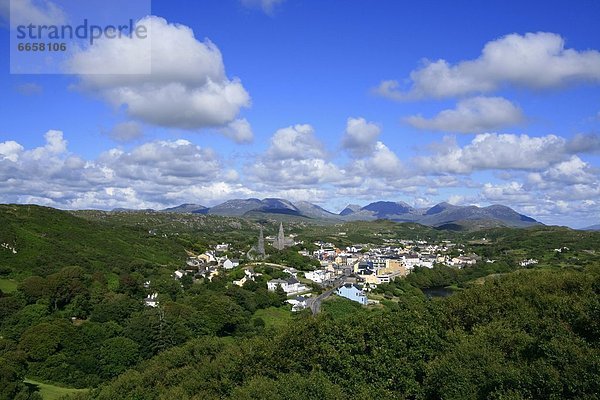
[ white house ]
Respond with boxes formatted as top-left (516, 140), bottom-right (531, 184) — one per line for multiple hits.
top-left (286, 295), bottom-right (308, 312)
top-left (174, 270), bottom-right (186, 279)
top-left (222, 258), bottom-right (234, 270)
top-left (304, 269), bottom-right (331, 284)
top-left (144, 293), bottom-right (159, 308)
top-left (233, 269), bottom-right (261, 287)
top-left (520, 259), bottom-right (539, 267)
top-left (267, 277), bottom-right (308, 295)
top-left (215, 243), bottom-right (229, 251)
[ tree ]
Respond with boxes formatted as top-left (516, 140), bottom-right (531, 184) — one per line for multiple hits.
top-left (274, 285), bottom-right (287, 306)
top-left (46, 266), bottom-right (89, 311)
top-left (18, 323), bottom-right (64, 361)
top-left (100, 337), bottom-right (140, 378)
top-left (17, 276), bottom-right (47, 304)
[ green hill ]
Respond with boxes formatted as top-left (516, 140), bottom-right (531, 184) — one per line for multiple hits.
top-left (0, 204), bottom-right (185, 278)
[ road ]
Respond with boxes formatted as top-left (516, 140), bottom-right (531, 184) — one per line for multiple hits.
top-left (246, 262), bottom-right (347, 315)
top-left (308, 278), bottom-right (345, 315)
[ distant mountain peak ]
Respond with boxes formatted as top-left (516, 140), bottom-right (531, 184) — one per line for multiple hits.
top-left (425, 202), bottom-right (457, 215)
top-left (339, 204), bottom-right (361, 216)
top-left (361, 201), bottom-right (415, 217)
top-left (162, 204), bottom-right (208, 214)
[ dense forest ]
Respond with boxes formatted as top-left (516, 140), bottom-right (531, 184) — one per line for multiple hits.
top-left (0, 205), bottom-right (599, 399)
top-left (66, 268), bottom-right (600, 399)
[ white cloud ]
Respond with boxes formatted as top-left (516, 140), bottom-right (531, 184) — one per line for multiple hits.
top-left (417, 133), bottom-right (571, 174)
top-left (68, 16), bottom-right (251, 138)
top-left (220, 118), bottom-right (254, 144)
top-left (352, 141), bottom-right (403, 177)
top-left (252, 158), bottom-right (344, 187)
top-left (250, 124), bottom-right (345, 188)
top-left (266, 124), bottom-right (325, 160)
top-left (0, 140), bottom-right (24, 162)
top-left (405, 96), bottom-right (524, 133)
top-left (1, 0), bottom-right (66, 27)
top-left (105, 122), bottom-right (143, 143)
top-left (0, 131), bottom-right (246, 209)
top-left (240, 0), bottom-right (285, 15)
top-left (341, 117), bottom-right (381, 156)
top-left (481, 181), bottom-right (532, 203)
top-left (375, 32), bottom-right (600, 100)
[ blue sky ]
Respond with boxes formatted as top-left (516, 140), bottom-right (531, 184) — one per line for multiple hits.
top-left (0, 0), bottom-right (599, 227)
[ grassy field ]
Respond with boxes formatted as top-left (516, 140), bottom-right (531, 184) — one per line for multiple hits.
top-left (253, 306), bottom-right (293, 329)
top-left (24, 379), bottom-right (88, 400)
top-left (0, 277), bottom-right (17, 293)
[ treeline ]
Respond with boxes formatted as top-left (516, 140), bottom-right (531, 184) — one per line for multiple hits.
top-left (0, 266), bottom-right (288, 400)
top-left (64, 266), bottom-right (600, 400)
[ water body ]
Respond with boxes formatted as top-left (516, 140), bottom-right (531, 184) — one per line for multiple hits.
top-left (422, 287), bottom-right (455, 298)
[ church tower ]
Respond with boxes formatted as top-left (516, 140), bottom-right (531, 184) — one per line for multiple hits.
top-left (258, 226), bottom-right (265, 256)
top-left (275, 222), bottom-right (285, 251)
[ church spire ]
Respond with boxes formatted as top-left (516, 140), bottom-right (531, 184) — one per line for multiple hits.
top-left (275, 222), bottom-right (285, 250)
top-left (258, 226), bottom-right (265, 256)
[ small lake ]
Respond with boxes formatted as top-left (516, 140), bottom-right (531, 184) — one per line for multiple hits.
top-left (422, 287), bottom-right (455, 298)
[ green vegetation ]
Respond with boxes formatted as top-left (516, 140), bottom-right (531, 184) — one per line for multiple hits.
top-left (0, 204), bottom-right (599, 400)
top-left (253, 307), bottom-right (293, 330)
top-left (73, 267), bottom-right (599, 400)
top-left (0, 278), bottom-right (17, 293)
top-left (0, 205), bottom-right (185, 278)
top-left (321, 296), bottom-right (363, 319)
top-left (24, 379), bottom-right (88, 400)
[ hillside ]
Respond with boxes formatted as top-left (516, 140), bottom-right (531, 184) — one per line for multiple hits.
top-left (0, 204), bottom-right (185, 277)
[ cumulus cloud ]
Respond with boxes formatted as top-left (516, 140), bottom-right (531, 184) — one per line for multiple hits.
top-left (0, 0), bottom-right (66, 27)
top-left (481, 181), bottom-right (532, 203)
top-left (405, 96), bottom-right (525, 133)
top-left (68, 16), bottom-right (251, 139)
top-left (240, 0), bottom-right (285, 15)
top-left (220, 118), bottom-right (254, 144)
top-left (0, 140), bottom-right (24, 162)
top-left (565, 133), bottom-right (600, 154)
top-left (417, 133), bottom-right (573, 174)
top-left (375, 32), bottom-right (600, 100)
top-left (350, 142), bottom-right (404, 178)
top-left (341, 117), bottom-right (381, 156)
top-left (266, 124), bottom-right (326, 160)
top-left (250, 124), bottom-right (346, 188)
top-left (0, 131), bottom-right (247, 209)
top-left (105, 122), bottom-right (143, 143)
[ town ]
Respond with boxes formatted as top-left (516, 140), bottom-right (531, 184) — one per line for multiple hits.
top-left (146, 223), bottom-right (493, 312)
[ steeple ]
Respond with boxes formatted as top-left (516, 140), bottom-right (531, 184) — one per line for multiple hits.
top-left (258, 226), bottom-right (265, 256)
top-left (275, 222), bottom-right (285, 251)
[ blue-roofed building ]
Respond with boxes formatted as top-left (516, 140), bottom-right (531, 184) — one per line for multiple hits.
top-left (336, 283), bottom-right (368, 305)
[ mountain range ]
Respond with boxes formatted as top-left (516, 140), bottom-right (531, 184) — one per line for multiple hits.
top-left (118, 198), bottom-right (541, 229)
top-left (583, 224), bottom-right (600, 231)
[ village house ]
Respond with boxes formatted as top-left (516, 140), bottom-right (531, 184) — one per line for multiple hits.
top-left (267, 277), bottom-right (309, 295)
top-left (336, 283), bottom-right (368, 305)
top-left (215, 243), bottom-right (230, 252)
top-left (233, 269), bottom-right (262, 287)
top-left (144, 293), bottom-right (159, 308)
top-left (286, 295), bottom-right (309, 312)
top-left (520, 258), bottom-right (539, 267)
top-left (304, 269), bottom-right (332, 284)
